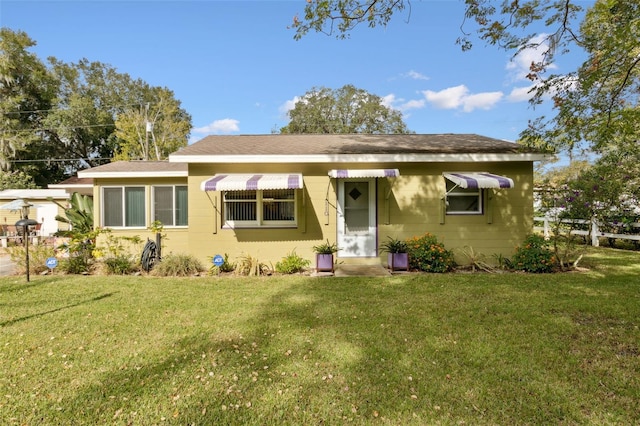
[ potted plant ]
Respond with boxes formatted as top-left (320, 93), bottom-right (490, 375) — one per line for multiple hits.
top-left (380, 236), bottom-right (409, 271)
top-left (312, 240), bottom-right (338, 273)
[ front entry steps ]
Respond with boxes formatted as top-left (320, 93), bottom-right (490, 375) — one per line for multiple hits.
top-left (335, 264), bottom-right (391, 277)
top-left (309, 264), bottom-right (391, 277)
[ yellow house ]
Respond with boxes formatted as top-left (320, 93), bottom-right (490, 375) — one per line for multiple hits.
top-left (77, 161), bottom-right (191, 254)
top-left (78, 134), bottom-right (549, 267)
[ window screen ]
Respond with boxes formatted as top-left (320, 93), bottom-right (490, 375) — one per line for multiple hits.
top-left (446, 181), bottom-right (482, 214)
top-left (223, 189), bottom-right (296, 227)
top-left (103, 186), bottom-right (146, 227)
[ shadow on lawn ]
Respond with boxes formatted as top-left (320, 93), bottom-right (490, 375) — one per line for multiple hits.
top-left (0, 275), bottom-right (75, 294)
top-left (0, 292), bottom-right (116, 327)
top-left (46, 278), bottom-right (444, 424)
top-left (53, 277), bottom-right (460, 424)
top-left (51, 260), bottom-right (640, 424)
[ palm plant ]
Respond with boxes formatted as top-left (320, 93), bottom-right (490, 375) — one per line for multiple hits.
top-left (52, 192), bottom-right (94, 235)
top-left (379, 236), bottom-right (408, 253)
top-left (50, 192), bottom-right (101, 273)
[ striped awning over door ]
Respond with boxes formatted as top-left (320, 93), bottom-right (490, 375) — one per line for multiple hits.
top-left (200, 174), bottom-right (303, 191)
top-left (328, 169), bottom-right (400, 178)
top-left (443, 172), bottom-right (514, 189)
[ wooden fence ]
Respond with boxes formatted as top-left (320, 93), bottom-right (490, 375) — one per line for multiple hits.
top-left (534, 217), bottom-right (640, 247)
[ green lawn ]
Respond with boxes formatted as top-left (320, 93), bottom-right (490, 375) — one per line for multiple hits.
top-left (1, 247), bottom-right (639, 425)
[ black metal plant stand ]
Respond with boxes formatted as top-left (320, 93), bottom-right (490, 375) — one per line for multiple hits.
top-left (15, 216), bottom-right (38, 283)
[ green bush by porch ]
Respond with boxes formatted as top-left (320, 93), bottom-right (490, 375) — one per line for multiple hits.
top-left (405, 232), bottom-right (455, 272)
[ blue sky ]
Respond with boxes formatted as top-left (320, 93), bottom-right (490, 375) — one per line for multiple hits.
top-left (1, 0), bottom-right (588, 145)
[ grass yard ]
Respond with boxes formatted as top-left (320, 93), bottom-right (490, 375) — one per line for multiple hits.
top-left (1, 247), bottom-right (639, 425)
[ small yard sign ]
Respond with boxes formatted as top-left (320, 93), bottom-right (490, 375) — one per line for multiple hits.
top-left (212, 254), bottom-right (224, 267)
top-left (45, 257), bottom-right (58, 270)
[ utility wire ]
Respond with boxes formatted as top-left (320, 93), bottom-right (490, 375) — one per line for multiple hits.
top-left (9, 157), bottom-right (113, 164)
top-left (1, 123), bottom-right (117, 134)
top-left (0, 102), bottom-right (149, 116)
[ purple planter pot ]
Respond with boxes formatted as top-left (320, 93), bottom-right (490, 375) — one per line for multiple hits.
top-left (316, 254), bottom-right (334, 272)
top-left (387, 252), bottom-right (409, 271)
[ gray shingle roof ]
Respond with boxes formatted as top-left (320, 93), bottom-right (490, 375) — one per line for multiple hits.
top-left (50, 176), bottom-right (93, 186)
top-left (77, 161), bottom-right (188, 177)
top-left (78, 134), bottom-right (545, 176)
top-left (172, 134), bottom-right (529, 157)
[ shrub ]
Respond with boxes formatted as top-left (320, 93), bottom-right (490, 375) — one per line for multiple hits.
top-left (458, 246), bottom-right (495, 272)
top-left (379, 236), bottom-right (408, 253)
top-left (151, 253), bottom-right (205, 277)
top-left (51, 194), bottom-right (103, 274)
top-left (208, 253), bottom-right (235, 275)
top-left (492, 252), bottom-right (513, 271)
top-left (103, 255), bottom-right (139, 275)
top-left (8, 244), bottom-right (55, 275)
top-left (235, 253), bottom-right (271, 276)
top-left (512, 234), bottom-right (556, 273)
top-left (405, 233), bottom-right (455, 273)
top-left (275, 250), bottom-right (311, 274)
top-left (56, 238), bottom-right (96, 274)
top-left (60, 255), bottom-right (93, 275)
top-left (95, 233), bottom-right (142, 275)
top-left (312, 240), bottom-right (338, 254)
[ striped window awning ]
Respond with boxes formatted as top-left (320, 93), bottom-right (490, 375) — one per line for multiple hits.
top-left (201, 174), bottom-right (303, 191)
top-left (443, 172), bottom-right (514, 189)
top-left (328, 169), bottom-right (400, 178)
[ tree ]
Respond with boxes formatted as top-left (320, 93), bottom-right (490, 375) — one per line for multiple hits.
top-left (280, 85), bottom-right (412, 134)
top-left (0, 29), bottom-right (55, 173)
top-left (292, 1), bottom-right (583, 73)
top-left (523, 0), bottom-right (640, 156)
top-left (113, 87), bottom-right (192, 161)
top-left (291, 0), bottom-right (408, 41)
top-left (43, 58), bottom-right (137, 173)
top-left (1, 28), bottom-right (193, 185)
top-left (46, 58), bottom-right (192, 166)
top-left (291, 1), bottom-right (639, 157)
top-left (537, 147), bottom-right (640, 240)
top-left (0, 170), bottom-right (38, 190)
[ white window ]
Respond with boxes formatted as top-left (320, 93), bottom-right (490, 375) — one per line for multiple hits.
top-left (223, 189), bottom-right (296, 227)
top-left (103, 186), bottom-right (146, 227)
top-left (153, 185), bottom-right (188, 227)
top-left (446, 180), bottom-right (483, 215)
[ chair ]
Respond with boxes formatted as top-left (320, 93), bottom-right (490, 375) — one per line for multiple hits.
top-left (6, 225), bottom-right (17, 236)
top-left (30, 223), bottom-right (42, 237)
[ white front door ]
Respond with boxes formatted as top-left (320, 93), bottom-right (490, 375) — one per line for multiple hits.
top-left (337, 179), bottom-right (377, 257)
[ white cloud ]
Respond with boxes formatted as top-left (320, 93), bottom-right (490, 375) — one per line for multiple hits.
top-left (460, 92), bottom-right (503, 112)
top-left (398, 99), bottom-right (426, 111)
top-left (279, 96), bottom-right (302, 114)
top-left (378, 93), bottom-right (426, 112)
top-left (554, 74), bottom-right (580, 93)
top-left (381, 94), bottom-right (398, 108)
top-left (506, 33), bottom-right (558, 82)
top-left (193, 118), bottom-right (240, 134)
top-left (507, 85), bottom-right (536, 102)
top-left (422, 85), bottom-right (503, 112)
top-left (508, 73), bottom-right (579, 103)
top-left (405, 70), bottom-right (429, 80)
top-left (423, 85), bottom-right (469, 109)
